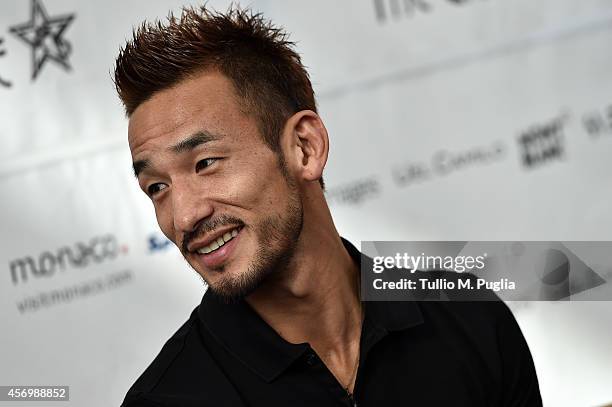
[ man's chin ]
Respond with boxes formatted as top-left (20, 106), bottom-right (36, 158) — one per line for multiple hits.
top-left (207, 288), bottom-right (244, 304)
top-left (204, 268), bottom-right (268, 304)
top-left (207, 281), bottom-right (258, 304)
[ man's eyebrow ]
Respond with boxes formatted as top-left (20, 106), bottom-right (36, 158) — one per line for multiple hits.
top-left (169, 131), bottom-right (221, 154)
top-left (133, 159), bottom-right (150, 179)
top-left (132, 131), bottom-right (222, 179)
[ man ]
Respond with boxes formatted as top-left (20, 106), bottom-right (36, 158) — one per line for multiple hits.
top-left (115, 5), bottom-right (542, 406)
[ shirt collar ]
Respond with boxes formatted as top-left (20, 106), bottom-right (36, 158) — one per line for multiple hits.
top-left (197, 236), bottom-right (424, 383)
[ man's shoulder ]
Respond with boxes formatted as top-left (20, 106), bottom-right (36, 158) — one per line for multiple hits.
top-left (413, 272), bottom-right (543, 407)
top-left (411, 270), bottom-right (518, 332)
top-left (120, 306), bottom-right (201, 406)
top-left (379, 269), bottom-right (526, 367)
top-left (380, 273), bottom-right (542, 406)
top-left (121, 302), bottom-right (243, 407)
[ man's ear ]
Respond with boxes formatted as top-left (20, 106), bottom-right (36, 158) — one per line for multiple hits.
top-left (282, 110), bottom-right (329, 184)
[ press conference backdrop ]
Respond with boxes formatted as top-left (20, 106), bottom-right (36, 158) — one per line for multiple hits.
top-left (1, 0), bottom-right (611, 405)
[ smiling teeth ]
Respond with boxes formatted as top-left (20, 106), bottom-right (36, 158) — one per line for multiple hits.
top-left (197, 228), bottom-right (240, 254)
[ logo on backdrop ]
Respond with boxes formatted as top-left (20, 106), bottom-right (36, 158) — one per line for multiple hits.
top-left (8, 235), bottom-right (128, 285)
top-left (582, 103), bottom-right (612, 140)
top-left (8, 0), bottom-right (75, 81)
top-left (373, 0), bottom-right (486, 23)
top-left (148, 233), bottom-right (172, 253)
top-left (392, 141), bottom-right (506, 187)
top-left (0, 37), bottom-right (11, 88)
top-left (517, 113), bottom-right (568, 169)
top-left (325, 177), bottom-right (381, 206)
top-left (373, 0), bottom-right (432, 22)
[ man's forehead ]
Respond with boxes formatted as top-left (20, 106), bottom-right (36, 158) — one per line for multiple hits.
top-left (127, 71), bottom-right (242, 153)
top-left (128, 87), bottom-right (200, 149)
top-left (128, 104), bottom-right (187, 153)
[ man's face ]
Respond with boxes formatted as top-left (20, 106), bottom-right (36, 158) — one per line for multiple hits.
top-left (128, 70), bottom-right (303, 302)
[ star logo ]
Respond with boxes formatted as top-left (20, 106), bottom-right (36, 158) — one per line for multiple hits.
top-left (0, 37), bottom-right (11, 88)
top-left (9, 0), bottom-right (75, 80)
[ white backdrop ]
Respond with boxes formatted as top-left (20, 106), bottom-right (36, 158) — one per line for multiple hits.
top-left (1, 1), bottom-right (611, 406)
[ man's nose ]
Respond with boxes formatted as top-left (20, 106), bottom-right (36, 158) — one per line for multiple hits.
top-left (171, 179), bottom-right (213, 233)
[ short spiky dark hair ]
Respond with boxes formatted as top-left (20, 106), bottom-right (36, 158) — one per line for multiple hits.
top-left (114, 4), bottom-right (324, 188)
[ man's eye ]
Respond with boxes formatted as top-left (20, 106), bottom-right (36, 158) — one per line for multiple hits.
top-left (195, 158), bottom-right (218, 172)
top-left (147, 183), bottom-right (168, 197)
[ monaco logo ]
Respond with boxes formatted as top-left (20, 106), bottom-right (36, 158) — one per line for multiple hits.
top-left (9, 235), bottom-right (127, 285)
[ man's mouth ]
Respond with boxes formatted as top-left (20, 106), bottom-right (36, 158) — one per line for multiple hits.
top-left (196, 226), bottom-right (242, 254)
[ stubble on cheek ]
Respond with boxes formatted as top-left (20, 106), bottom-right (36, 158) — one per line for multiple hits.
top-left (209, 183), bottom-right (303, 302)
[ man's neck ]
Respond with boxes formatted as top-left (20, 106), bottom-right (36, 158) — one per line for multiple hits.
top-left (245, 231), bottom-right (363, 391)
top-left (246, 231), bottom-right (361, 342)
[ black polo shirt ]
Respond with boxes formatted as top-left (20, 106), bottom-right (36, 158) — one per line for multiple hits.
top-left (121, 238), bottom-right (542, 407)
